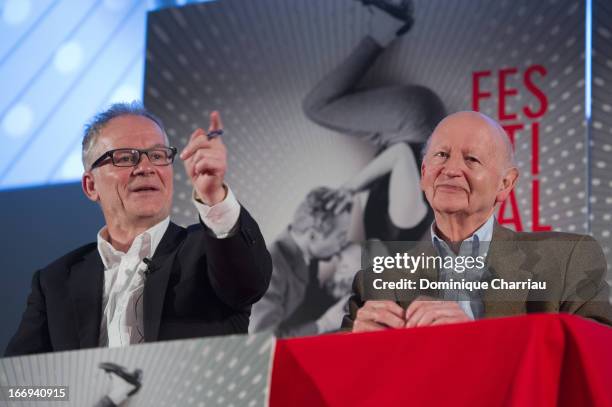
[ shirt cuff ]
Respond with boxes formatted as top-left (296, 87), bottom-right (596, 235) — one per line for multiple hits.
top-left (193, 185), bottom-right (240, 238)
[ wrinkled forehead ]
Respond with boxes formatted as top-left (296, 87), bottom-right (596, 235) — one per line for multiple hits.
top-left (97, 115), bottom-right (168, 150)
top-left (429, 115), bottom-right (505, 156)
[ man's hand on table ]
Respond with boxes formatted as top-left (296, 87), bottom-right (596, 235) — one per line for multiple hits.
top-left (404, 296), bottom-right (472, 327)
top-left (353, 300), bottom-right (405, 333)
top-left (352, 297), bottom-right (472, 333)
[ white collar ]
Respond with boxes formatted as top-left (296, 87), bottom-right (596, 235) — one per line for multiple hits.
top-left (96, 216), bottom-right (170, 269)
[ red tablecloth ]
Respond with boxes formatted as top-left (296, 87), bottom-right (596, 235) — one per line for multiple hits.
top-left (270, 314), bottom-right (612, 406)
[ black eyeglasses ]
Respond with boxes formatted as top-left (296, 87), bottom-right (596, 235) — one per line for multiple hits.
top-left (90, 147), bottom-right (178, 170)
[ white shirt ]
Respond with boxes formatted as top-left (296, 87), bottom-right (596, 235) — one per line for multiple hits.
top-left (97, 186), bottom-right (241, 347)
top-left (430, 214), bottom-right (495, 319)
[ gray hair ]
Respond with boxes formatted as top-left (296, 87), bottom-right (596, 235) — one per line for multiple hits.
top-left (82, 101), bottom-right (168, 169)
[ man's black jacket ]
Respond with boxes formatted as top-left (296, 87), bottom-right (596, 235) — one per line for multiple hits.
top-left (5, 208), bottom-right (272, 356)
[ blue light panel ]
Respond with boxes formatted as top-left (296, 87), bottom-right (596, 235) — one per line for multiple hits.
top-left (0, 0), bottom-right (212, 191)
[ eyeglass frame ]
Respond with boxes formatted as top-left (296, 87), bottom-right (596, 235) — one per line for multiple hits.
top-left (89, 146), bottom-right (178, 171)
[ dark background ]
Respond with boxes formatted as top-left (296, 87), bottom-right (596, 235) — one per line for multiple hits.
top-left (0, 182), bottom-right (103, 352)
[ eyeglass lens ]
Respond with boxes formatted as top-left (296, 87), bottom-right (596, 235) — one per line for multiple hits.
top-left (112, 149), bottom-right (173, 166)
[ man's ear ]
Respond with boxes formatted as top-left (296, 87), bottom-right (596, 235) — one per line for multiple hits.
top-left (420, 163), bottom-right (426, 191)
top-left (82, 172), bottom-right (99, 202)
top-left (495, 167), bottom-right (519, 204)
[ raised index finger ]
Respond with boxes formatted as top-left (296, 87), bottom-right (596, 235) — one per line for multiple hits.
top-left (209, 110), bottom-right (222, 132)
top-left (206, 111), bottom-right (223, 139)
top-left (180, 128), bottom-right (210, 160)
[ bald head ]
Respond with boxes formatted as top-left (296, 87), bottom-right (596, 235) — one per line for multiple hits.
top-left (420, 110), bottom-right (520, 226)
top-left (424, 111), bottom-right (515, 170)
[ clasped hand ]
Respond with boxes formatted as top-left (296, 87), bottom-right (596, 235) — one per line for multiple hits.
top-left (352, 297), bottom-right (472, 333)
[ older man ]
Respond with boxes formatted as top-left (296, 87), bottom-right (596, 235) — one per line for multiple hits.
top-left (5, 102), bottom-right (271, 356)
top-left (343, 111), bottom-right (612, 332)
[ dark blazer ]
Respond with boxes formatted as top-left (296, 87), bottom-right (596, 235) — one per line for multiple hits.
top-left (342, 223), bottom-right (612, 329)
top-left (5, 208), bottom-right (272, 356)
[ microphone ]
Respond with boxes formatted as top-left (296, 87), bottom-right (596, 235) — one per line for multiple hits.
top-left (142, 257), bottom-right (156, 276)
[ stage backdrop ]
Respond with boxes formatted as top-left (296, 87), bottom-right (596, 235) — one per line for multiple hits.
top-left (144, 0), bottom-right (597, 336)
top-left (592, 0), bottom-right (612, 277)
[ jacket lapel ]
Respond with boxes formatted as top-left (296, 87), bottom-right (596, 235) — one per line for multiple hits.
top-left (143, 222), bottom-right (185, 341)
top-left (395, 223), bottom-right (533, 318)
top-left (68, 248), bottom-right (104, 348)
top-left (482, 223), bottom-right (532, 317)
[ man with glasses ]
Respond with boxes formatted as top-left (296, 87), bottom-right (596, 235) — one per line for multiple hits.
top-left (5, 102), bottom-right (272, 356)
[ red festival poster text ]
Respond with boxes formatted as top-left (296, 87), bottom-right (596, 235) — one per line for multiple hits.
top-left (472, 65), bottom-right (551, 232)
